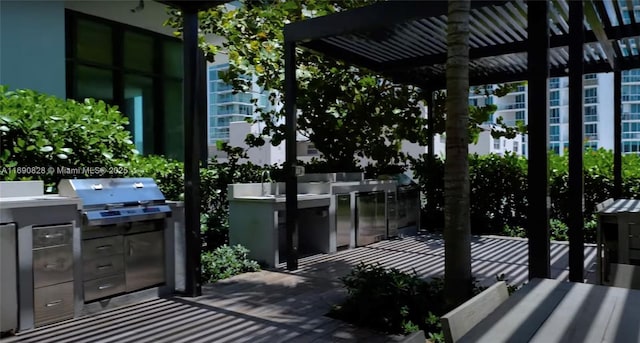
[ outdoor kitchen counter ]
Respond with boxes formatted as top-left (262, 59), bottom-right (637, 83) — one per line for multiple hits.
top-left (230, 193), bottom-right (331, 209)
top-left (0, 195), bottom-right (81, 210)
top-left (229, 193), bottom-right (332, 267)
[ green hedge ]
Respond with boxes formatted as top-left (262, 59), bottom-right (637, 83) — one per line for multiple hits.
top-left (412, 150), bottom-right (640, 241)
top-left (0, 86), bottom-right (137, 189)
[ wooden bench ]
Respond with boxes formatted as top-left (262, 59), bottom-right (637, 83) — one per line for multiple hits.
top-left (440, 281), bottom-right (509, 343)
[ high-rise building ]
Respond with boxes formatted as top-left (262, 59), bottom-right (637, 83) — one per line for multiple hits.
top-left (207, 63), bottom-right (272, 144)
top-left (622, 69), bottom-right (640, 154)
top-left (472, 73), bottom-right (635, 157)
top-left (207, 62), bottom-right (640, 163)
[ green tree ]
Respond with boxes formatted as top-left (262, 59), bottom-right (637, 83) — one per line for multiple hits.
top-left (444, 0), bottom-right (472, 308)
top-left (166, 0), bottom-right (428, 170)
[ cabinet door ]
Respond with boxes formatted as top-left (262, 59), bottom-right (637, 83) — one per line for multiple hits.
top-left (356, 193), bottom-right (376, 246)
top-left (336, 194), bottom-right (351, 247)
top-left (124, 230), bottom-right (165, 292)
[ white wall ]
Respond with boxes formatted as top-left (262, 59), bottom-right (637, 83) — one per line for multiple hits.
top-left (0, 1), bottom-right (66, 98)
top-left (597, 73), bottom-right (615, 150)
top-left (225, 121), bottom-right (286, 165)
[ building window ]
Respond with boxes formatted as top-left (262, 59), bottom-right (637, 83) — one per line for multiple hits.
top-left (623, 122), bottom-right (640, 139)
top-left (584, 74), bottom-right (597, 79)
top-left (584, 106), bottom-right (598, 122)
top-left (550, 142), bottom-right (561, 154)
top-left (550, 125), bottom-right (560, 142)
top-left (584, 141), bottom-right (598, 150)
top-left (623, 84), bottom-right (640, 101)
top-left (513, 110), bottom-right (526, 126)
top-left (513, 141), bottom-right (519, 153)
top-left (66, 10), bottom-right (184, 160)
top-left (623, 141), bottom-right (640, 153)
top-left (623, 69), bottom-right (640, 83)
top-left (550, 90), bottom-right (560, 107)
top-left (624, 104), bottom-right (640, 120)
top-left (549, 78), bottom-right (560, 89)
top-left (307, 143), bottom-right (318, 155)
top-left (550, 108), bottom-right (560, 124)
top-left (585, 123), bottom-right (598, 140)
top-left (238, 105), bottom-right (253, 115)
top-left (584, 88), bottom-right (598, 104)
top-left (493, 138), bottom-right (501, 150)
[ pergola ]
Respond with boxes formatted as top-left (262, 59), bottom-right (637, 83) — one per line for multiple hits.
top-left (282, 0), bottom-right (640, 280)
top-left (158, 0), bottom-right (232, 297)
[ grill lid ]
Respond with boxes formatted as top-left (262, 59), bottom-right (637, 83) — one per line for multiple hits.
top-left (58, 178), bottom-right (166, 209)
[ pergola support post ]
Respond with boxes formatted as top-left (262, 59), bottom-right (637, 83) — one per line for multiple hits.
top-left (614, 69), bottom-right (623, 198)
top-left (183, 7), bottom-right (202, 297)
top-left (284, 40), bottom-right (299, 270)
top-left (198, 51), bottom-right (209, 166)
top-left (568, 0), bottom-right (585, 283)
top-left (426, 91), bottom-right (436, 230)
top-left (527, 0), bottom-right (551, 279)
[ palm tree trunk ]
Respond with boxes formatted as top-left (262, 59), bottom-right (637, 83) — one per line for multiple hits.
top-left (444, 0), bottom-right (472, 309)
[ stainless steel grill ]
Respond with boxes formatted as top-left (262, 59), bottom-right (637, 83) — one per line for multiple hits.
top-left (58, 178), bottom-right (171, 226)
top-left (58, 178), bottom-right (170, 303)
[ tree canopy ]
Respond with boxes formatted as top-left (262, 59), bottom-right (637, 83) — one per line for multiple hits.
top-left (165, 0), bottom-right (525, 171)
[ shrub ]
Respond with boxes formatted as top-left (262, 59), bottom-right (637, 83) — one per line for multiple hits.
top-left (468, 153), bottom-right (528, 234)
top-left (126, 154), bottom-right (185, 200)
top-left (331, 263), bottom-right (486, 337)
top-left (0, 86), bottom-right (137, 190)
top-left (412, 153), bottom-right (528, 234)
top-left (412, 149), bottom-right (640, 242)
top-left (201, 244), bottom-right (260, 283)
top-left (331, 263), bottom-right (519, 340)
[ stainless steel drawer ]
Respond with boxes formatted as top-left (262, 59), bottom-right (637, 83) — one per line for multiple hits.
top-left (82, 236), bottom-right (124, 260)
top-left (33, 245), bottom-right (73, 288)
top-left (129, 221), bottom-right (162, 234)
top-left (34, 281), bottom-right (74, 327)
top-left (33, 224), bottom-right (73, 248)
top-left (83, 255), bottom-right (124, 281)
top-left (84, 274), bottom-right (125, 302)
top-left (82, 224), bottom-right (127, 240)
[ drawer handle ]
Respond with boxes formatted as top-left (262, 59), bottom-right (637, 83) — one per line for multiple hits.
top-left (44, 263), bottom-right (60, 270)
top-left (44, 233), bottom-right (64, 239)
top-left (96, 245), bottom-right (113, 251)
top-left (97, 264), bottom-right (113, 270)
top-left (45, 300), bottom-right (62, 307)
top-left (98, 284), bottom-right (113, 290)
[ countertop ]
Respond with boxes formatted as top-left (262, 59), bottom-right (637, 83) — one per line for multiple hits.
top-left (230, 194), bottom-right (331, 202)
top-left (229, 194), bottom-right (331, 210)
top-left (0, 194), bottom-right (82, 209)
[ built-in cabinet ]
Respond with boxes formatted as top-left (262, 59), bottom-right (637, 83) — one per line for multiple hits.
top-left (356, 191), bottom-right (387, 246)
top-left (0, 223), bottom-right (17, 335)
top-left (335, 194), bottom-right (351, 248)
top-left (81, 221), bottom-right (165, 302)
top-left (31, 224), bottom-right (74, 327)
top-left (597, 200), bottom-right (640, 289)
top-left (124, 230), bottom-right (165, 292)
